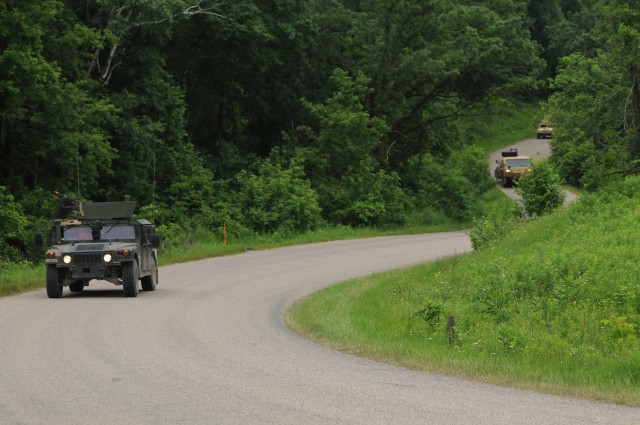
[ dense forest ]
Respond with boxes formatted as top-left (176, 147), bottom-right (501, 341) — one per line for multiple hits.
top-left (1, 0), bottom-right (638, 263)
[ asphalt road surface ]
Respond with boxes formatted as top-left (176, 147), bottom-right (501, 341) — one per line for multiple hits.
top-left (490, 138), bottom-right (579, 204)
top-left (1, 233), bottom-right (639, 424)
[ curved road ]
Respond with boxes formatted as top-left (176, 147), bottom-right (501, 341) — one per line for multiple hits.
top-left (1, 233), bottom-right (639, 424)
top-left (490, 138), bottom-right (579, 204)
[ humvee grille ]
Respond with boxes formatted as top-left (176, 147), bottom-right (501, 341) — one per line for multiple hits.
top-left (76, 244), bottom-right (105, 251)
top-left (74, 253), bottom-right (101, 264)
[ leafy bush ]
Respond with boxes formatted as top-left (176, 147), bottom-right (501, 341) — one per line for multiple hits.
top-left (413, 299), bottom-right (444, 328)
top-left (515, 160), bottom-right (565, 216)
top-left (324, 158), bottom-right (410, 226)
top-left (407, 146), bottom-right (494, 222)
top-left (299, 68), bottom-right (412, 226)
top-left (467, 200), bottom-right (521, 250)
top-left (235, 159), bottom-right (322, 234)
top-left (0, 187), bottom-right (29, 262)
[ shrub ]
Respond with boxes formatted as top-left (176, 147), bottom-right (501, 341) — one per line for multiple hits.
top-left (515, 160), bottom-right (565, 217)
top-left (467, 201), bottom-right (521, 250)
top-left (407, 147), bottom-right (495, 222)
top-left (326, 159), bottom-right (411, 226)
top-left (0, 187), bottom-right (29, 262)
top-left (235, 159), bottom-right (322, 234)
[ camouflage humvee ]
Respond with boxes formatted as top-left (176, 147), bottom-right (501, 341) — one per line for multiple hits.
top-left (494, 149), bottom-right (532, 187)
top-left (536, 120), bottom-right (553, 139)
top-left (36, 193), bottom-right (160, 298)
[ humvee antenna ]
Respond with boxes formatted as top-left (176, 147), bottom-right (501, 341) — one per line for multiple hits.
top-left (152, 138), bottom-right (157, 223)
top-left (76, 139), bottom-right (81, 199)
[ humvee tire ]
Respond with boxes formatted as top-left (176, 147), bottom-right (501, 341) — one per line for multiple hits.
top-left (141, 259), bottom-right (158, 291)
top-left (123, 261), bottom-right (139, 297)
top-left (46, 265), bottom-right (63, 299)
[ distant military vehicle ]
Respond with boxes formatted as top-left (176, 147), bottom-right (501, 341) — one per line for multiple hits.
top-left (536, 120), bottom-right (553, 139)
top-left (36, 192), bottom-right (160, 298)
top-left (494, 149), bottom-right (532, 187)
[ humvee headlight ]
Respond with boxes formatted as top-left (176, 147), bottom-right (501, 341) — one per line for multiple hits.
top-left (46, 251), bottom-right (55, 259)
top-left (63, 255), bottom-right (72, 264)
top-left (103, 253), bottom-right (113, 263)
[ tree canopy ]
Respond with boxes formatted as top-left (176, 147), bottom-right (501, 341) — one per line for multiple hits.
top-left (0, 0), bottom-right (609, 261)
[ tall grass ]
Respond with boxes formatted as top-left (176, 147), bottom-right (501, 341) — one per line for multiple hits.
top-left (0, 261), bottom-right (45, 296)
top-left (287, 176), bottom-right (640, 406)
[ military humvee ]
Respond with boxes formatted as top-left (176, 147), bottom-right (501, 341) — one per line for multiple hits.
top-left (536, 120), bottom-right (553, 139)
top-left (36, 193), bottom-right (160, 298)
top-left (494, 149), bottom-right (532, 187)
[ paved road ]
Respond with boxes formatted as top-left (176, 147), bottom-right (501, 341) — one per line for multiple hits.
top-left (1, 233), bottom-right (639, 424)
top-left (490, 138), bottom-right (579, 204)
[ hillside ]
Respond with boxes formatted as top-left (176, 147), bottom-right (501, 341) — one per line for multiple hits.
top-left (287, 176), bottom-right (640, 405)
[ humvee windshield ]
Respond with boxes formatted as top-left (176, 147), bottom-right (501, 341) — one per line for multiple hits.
top-left (62, 225), bottom-right (136, 241)
top-left (505, 159), bottom-right (531, 167)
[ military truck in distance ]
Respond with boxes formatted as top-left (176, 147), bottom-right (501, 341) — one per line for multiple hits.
top-left (536, 120), bottom-right (553, 139)
top-left (36, 193), bottom-right (160, 298)
top-left (494, 149), bottom-right (532, 187)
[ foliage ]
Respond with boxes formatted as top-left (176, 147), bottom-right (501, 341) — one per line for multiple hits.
top-left (467, 199), bottom-right (521, 250)
top-left (346, 0), bottom-right (545, 168)
top-left (150, 144), bottom-right (245, 240)
top-left (515, 160), bottom-right (565, 216)
top-left (405, 146), bottom-right (494, 222)
top-left (235, 157), bottom-right (322, 234)
top-left (0, 0), bottom-right (117, 197)
top-left (0, 0), bottom-right (557, 260)
top-left (300, 68), bottom-right (410, 226)
top-left (547, 0), bottom-right (640, 189)
top-left (0, 187), bottom-right (29, 261)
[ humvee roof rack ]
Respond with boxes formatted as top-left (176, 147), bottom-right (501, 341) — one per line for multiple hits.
top-left (52, 191), bottom-right (136, 219)
top-left (501, 149), bottom-right (519, 157)
top-left (81, 201), bottom-right (136, 219)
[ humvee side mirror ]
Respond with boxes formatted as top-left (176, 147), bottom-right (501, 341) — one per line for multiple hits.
top-left (495, 159), bottom-right (499, 164)
top-left (35, 234), bottom-right (43, 247)
top-left (150, 234), bottom-right (160, 249)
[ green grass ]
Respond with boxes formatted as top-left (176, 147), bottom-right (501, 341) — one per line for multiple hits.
top-left (0, 261), bottom-right (45, 297)
top-left (287, 176), bottom-right (640, 406)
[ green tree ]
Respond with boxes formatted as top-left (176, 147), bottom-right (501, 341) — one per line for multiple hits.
top-left (515, 160), bottom-right (565, 217)
top-left (0, 0), bottom-right (116, 198)
top-left (548, 0), bottom-right (640, 189)
top-left (0, 186), bottom-right (29, 261)
top-left (167, 0), bottom-right (317, 178)
top-left (344, 0), bottom-right (544, 169)
top-left (300, 68), bottom-right (409, 226)
top-left (405, 146), bottom-right (494, 222)
top-left (235, 157), bottom-right (322, 234)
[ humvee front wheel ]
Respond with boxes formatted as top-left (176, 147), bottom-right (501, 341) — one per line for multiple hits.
top-left (141, 259), bottom-right (157, 291)
top-left (123, 260), bottom-right (139, 297)
top-left (46, 265), bottom-right (63, 299)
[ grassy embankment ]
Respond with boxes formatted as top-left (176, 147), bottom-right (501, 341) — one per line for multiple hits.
top-left (287, 176), bottom-right (640, 406)
top-left (0, 103), bottom-right (540, 296)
